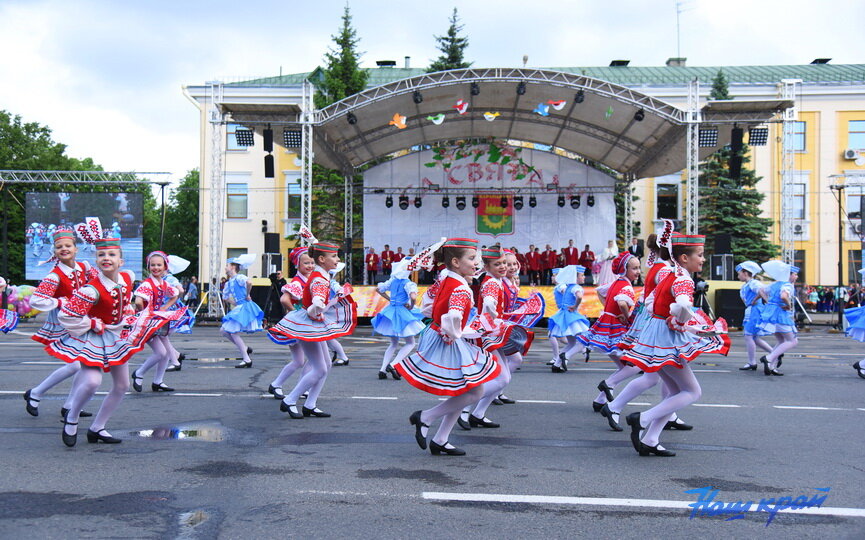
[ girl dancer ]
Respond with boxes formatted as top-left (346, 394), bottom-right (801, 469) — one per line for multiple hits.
top-left (0, 276), bottom-right (18, 333)
top-left (221, 254), bottom-right (264, 368)
top-left (548, 265), bottom-right (590, 373)
top-left (130, 251), bottom-right (186, 393)
top-left (620, 234), bottom-right (730, 456)
top-left (736, 261), bottom-right (773, 371)
top-left (47, 226), bottom-right (166, 446)
top-left (24, 228), bottom-right (94, 417)
top-left (268, 236), bottom-right (356, 418)
top-left (396, 238), bottom-right (500, 455)
top-left (844, 270), bottom-right (865, 379)
top-left (579, 252), bottom-right (640, 407)
top-left (372, 256), bottom-right (424, 380)
top-left (756, 261), bottom-right (799, 376)
top-left (266, 246), bottom-right (311, 399)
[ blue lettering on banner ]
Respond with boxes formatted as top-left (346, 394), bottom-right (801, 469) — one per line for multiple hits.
top-left (685, 486), bottom-right (830, 526)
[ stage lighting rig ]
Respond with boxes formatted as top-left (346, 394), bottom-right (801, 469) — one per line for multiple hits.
top-left (414, 196), bottom-right (422, 208)
top-left (413, 90), bottom-right (423, 104)
top-left (442, 196), bottom-right (450, 208)
top-left (471, 82), bottom-right (480, 96)
top-left (698, 128), bottom-right (719, 147)
top-left (516, 81), bottom-right (526, 95)
top-left (513, 196), bottom-right (524, 210)
top-left (346, 112), bottom-right (358, 125)
top-left (385, 196), bottom-right (393, 208)
top-left (570, 195), bottom-right (581, 209)
top-left (456, 196), bottom-right (466, 210)
top-left (500, 196), bottom-right (508, 208)
top-left (398, 195), bottom-right (409, 210)
top-left (472, 196), bottom-right (479, 208)
top-left (557, 195), bottom-right (565, 208)
top-left (528, 195), bottom-right (537, 208)
top-left (634, 109), bottom-right (645, 122)
top-left (575, 89), bottom-right (585, 103)
top-left (587, 195), bottom-right (595, 207)
top-left (234, 129), bottom-right (254, 147)
top-left (749, 127), bottom-right (769, 146)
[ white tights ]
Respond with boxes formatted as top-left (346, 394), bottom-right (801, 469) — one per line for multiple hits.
top-left (380, 336), bottom-right (416, 372)
top-left (744, 334), bottom-right (773, 365)
top-left (553, 336), bottom-right (584, 367)
top-left (327, 339), bottom-right (347, 361)
top-left (63, 363), bottom-right (130, 436)
top-left (637, 362), bottom-right (701, 447)
top-left (135, 335), bottom-right (172, 384)
top-left (284, 341), bottom-right (329, 407)
top-left (420, 384), bottom-right (485, 445)
top-left (595, 354), bottom-right (642, 404)
top-left (506, 352), bottom-right (522, 373)
top-left (272, 342), bottom-right (306, 388)
top-left (471, 352), bottom-right (511, 418)
top-left (767, 332), bottom-right (797, 368)
top-left (32, 361), bottom-right (81, 409)
top-left (222, 331), bottom-right (250, 363)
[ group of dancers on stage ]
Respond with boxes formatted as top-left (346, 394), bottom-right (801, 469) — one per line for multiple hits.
top-left (7, 219), bottom-right (864, 452)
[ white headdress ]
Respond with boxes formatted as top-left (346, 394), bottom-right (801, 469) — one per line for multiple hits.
top-left (735, 261), bottom-right (762, 276)
top-left (227, 253), bottom-right (257, 269)
top-left (761, 260), bottom-right (791, 282)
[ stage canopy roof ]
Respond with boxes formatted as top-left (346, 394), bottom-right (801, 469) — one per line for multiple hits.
top-left (307, 68), bottom-right (792, 178)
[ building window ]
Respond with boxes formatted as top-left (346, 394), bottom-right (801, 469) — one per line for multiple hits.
top-left (791, 183), bottom-right (807, 219)
top-left (655, 183), bottom-right (679, 220)
top-left (226, 123), bottom-right (252, 151)
top-left (226, 183), bottom-right (248, 218)
top-left (287, 180), bottom-right (302, 219)
top-left (794, 249), bottom-right (806, 285)
top-left (791, 121), bottom-right (806, 152)
top-left (850, 120), bottom-right (865, 151)
top-left (848, 249), bottom-right (863, 285)
top-left (226, 248), bottom-right (249, 276)
top-left (847, 185), bottom-right (865, 219)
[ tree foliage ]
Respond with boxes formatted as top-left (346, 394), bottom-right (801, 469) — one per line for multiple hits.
top-left (313, 4), bottom-right (369, 109)
top-left (0, 110), bottom-right (159, 283)
top-left (710, 70), bottom-right (731, 100)
top-left (427, 8), bottom-right (472, 73)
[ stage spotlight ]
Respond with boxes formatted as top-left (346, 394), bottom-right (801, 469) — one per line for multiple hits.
top-left (456, 196), bottom-right (466, 210)
top-left (587, 195), bottom-right (595, 207)
top-left (413, 90), bottom-right (423, 104)
top-left (414, 196), bottom-right (422, 208)
top-left (234, 129), bottom-right (254, 147)
top-left (749, 126), bottom-right (769, 146)
top-left (471, 82), bottom-right (480, 96)
top-left (385, 196), bottom-right (393, 208)
top-left (570, 195), bottom-right (581, 209)
top-left (442, 196), bottom-right (450, 208)
top-left (528, 195), bottom-right (537, 208)
top-left (500, 196), bottom-right (508, 208)
top-left (698, 128), bottom-right (719, 147)
top-left (346, 112), bottom-right (358, 125)
top-left (557, 195), bottom-right (565, 208)
top-left (472, 196), bottom-right (479, 208)
top-left (516, 81), bottom-right (526, 95)
top-left (513, 196), bottom-right (524, 210)
top-left (634, 109), bottom-right (645, 122)
top-left (575, 90), bottom-right (585, 103)
top-left (398, 195), bottom-right (409, 210)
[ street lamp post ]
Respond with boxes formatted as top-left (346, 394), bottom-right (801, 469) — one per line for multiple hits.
top-left (830, 184), bottom-right (846, 330)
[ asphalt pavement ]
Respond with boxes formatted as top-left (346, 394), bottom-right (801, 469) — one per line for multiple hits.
top-left (0, 319), bottom-right (863, 539)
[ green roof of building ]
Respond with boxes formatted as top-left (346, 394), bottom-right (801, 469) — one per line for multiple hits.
top-left (228, 64), bottom-right (865, 88)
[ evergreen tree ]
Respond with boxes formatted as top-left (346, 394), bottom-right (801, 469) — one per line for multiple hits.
top-left (698, 146), bottom-right (779, 263)
top-left (710, 70), bottom-right (731, 100)
top-left (313, 4), bottom-right (369, 109)
top-left (427, 8), bottom-right (471, 73)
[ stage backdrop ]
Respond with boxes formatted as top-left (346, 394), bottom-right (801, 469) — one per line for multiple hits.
top-left (25, 192), bottom-right (144, 280)
top-left (363, 143), bottom-right (616, 253)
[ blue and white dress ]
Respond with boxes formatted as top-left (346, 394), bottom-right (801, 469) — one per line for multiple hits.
top-left (740, 279), bottom-right (767, 336)
top-left (844, 304), bottom-right (865, 342)
top-left (547, 283), bottom-right (590, 338)
top-left (756, 281), bottom-right (796, 334)
top-left (371, 277), bottom-right (425, 338)
top-left (221, 274), bottom-right (264, 334)
top-left (165, 274), bottom-right (194, 334)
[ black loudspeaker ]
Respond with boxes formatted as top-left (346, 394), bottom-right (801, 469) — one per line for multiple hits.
top-left (714, 233), bottom-right (732, 254)
top-left (710, 254), bottom-right (735, 280)
top-left (250, 284), bottom-right (284, 323)
top-left (729, 127), bottom-right (743, 180)
top-left (264, 232), bottom-right (280, 253)
top-left (264, 154), bottom-right (275, 178)
top-left (263, 128), bottom-right (274, 152)
top-left (714, 289), bottom-right (745, 327)
top-left (343, 237), bottom-right (353, 256)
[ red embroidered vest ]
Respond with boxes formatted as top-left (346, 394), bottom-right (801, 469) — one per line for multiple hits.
top-left (476, 275), bottom-right (505, 317)
top-left (88, 272), bottom-right (133, 325)
top-left (603, 277), bottom-right (632, 317)
top-left (652, 272), bottom-right (681, 319)
top-left (50, 262), bottom-right (89, 298)
top-left (431, 276), bottom-right (472, 324)
top-left (301, 271), bottom-right (329, 309)
top-left (643, 262), bottom-right (667, 299)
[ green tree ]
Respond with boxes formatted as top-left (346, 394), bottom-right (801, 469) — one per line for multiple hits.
top-left (698, 146), bottom-right (778, 263)
top-left (427, 8), bottom-right (472, 72)
top-left (313, 4), bottom-right (369, 109)
top-left (161, 169), bottom-right (200, 276)
top-left (710, 70), bottom-right (731, 100)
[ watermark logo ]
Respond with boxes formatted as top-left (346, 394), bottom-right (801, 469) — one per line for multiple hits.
top-left (685, 486), bottom-right (831, 525)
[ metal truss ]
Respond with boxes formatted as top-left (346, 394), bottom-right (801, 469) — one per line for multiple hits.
top-left (316, 68), bottom-right (687, 125)
top-left (300, 80), bottom-right (314, 245)
top-left (624, 174), bottom-right (634, 242)
top-left (344, 170), bottom-right (354, 282)
top-left (0, 170), bottom-right (169, 183)
top-left (779, 79), bottom-right (801, 264)
top-left (207, 82), bottom-right (226, 318)
top-left (685, 79), bottom-right (701, 235)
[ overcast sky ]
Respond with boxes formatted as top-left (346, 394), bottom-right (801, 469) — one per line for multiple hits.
top-left (0, 0), bottom-right (862, 180)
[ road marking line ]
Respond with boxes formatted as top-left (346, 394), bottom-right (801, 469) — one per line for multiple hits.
top-left (692, 369), bottom-right (730, 373)
top-left (21, 361), bottom-right (62, 365)
top-left (352, 396), bottom-right (398, 400)
top-left (515, 400), bottom-right (566, 404)
top-left (774, 405), bottom-right (848, 411)
top-left (421, 491), bottom-right (865, 518)
top-left (626, 402), bottom-right (651, 406)
top-left (692, 403), bottom-right (741, 408)
top-left (173, 393), bottom-right (223, 397)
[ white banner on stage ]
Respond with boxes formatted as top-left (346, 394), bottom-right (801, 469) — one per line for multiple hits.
top-left (362, 145), bottom-right (616, 254)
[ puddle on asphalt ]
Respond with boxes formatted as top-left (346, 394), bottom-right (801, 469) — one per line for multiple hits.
top-left (129, 423), bottom-right (226, 442)
top-left (186, 357), bottom-right (235, 363)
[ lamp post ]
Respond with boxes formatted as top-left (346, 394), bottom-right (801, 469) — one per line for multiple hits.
top-left (156, 181), bottom-right (170, 249)
top-left (829, 184), bottom-right (846, 330)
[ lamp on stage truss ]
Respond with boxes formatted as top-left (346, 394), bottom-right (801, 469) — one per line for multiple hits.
top-left (234, 129), bottom-right (254, 147)
top-left (398, 195), bottom-right (409, 210)
top-left (570, 195), bottom-right (581, 209)
top-left (748, 127), bottom-right (769, 146)
top-left (528, 195), bottom-right (537, 208)
top-left (385, 196), bottom-right (393, 208)
top-left (346, 112), bottom-right (358, 125)
top-left (557, 195), bottom-right (565, 208)
top-left (575, 89), bottom-right (585, 103)
top-left (587, 195), bottom-right (595, 207)
top-left (456, 196), bottom-right (466, 210)
top-left (634, 109), bottom-right (645, 122)
top-left (472, 196), bottom-right (479, 208)
top-left (283, 130), bottom-right (302, 148)
top-left (513, 196), bottom-right (524, 210)
top-left (516, 81), bottom-right (526, 95)
top-left (414, 196), bottom-right (422, 208)
top-left (442, 195), bottom-right (450, 208)
top-left (698, 128), bottom-right (719, 147)
top-left (413, 90), bottom-right (423, 104)
top-left (471, 82), bottom-right (480, 96)
top-left (500, 196), bottom-right (508, 208)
